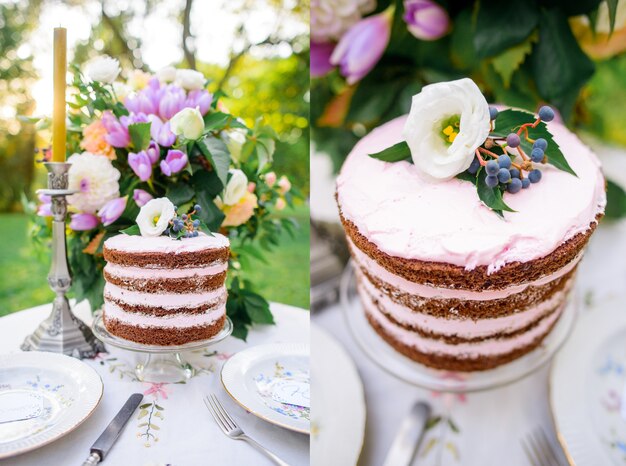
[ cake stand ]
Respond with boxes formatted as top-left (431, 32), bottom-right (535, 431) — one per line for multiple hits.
top-left (340, 261), bottom-right (577, 393)
top-left (92, 314), bottom-right (233, 383)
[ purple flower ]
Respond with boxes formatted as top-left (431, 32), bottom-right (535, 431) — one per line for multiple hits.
top-left (98, 196), bottom-right (127, 226)
top-left (185, 90), bottom-right (213, 115)
top-left (158, 87), bottom-right (186, 120)
top-left (146, 141), bottom-right (160, 164)
top-left (311, 42), bottom-right (335, 78)
top-left (133, 189), bottom-right (153, 207)
top-left (125, 92), bottom-right (157, 115)
top-left (69, 213), bottom-right (99, 231)
top-left (330, 8), bottom-right (393, 85)
top-left (37, 193), bottom-right (52, 217)
top-left (102, 111), bottom-right (130, 148)
top-left (128, 151), bottom-right (153, 181)
top-left (159, 149), bottom-right (188, 176)
top-left (403, 0), bottom-right (449, 41)
top-left (149, 115), bottom-right (176, 147)
top-left (121, 113), bottom-right (150, 127)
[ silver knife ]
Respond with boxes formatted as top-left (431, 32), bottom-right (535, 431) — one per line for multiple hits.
top-left (383, 401), bottom-right (432, 466)
top-left (82, 393), bottom-right (144, 465)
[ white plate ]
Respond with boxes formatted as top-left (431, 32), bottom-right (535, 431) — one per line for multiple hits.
top-left (0, 352), bottom-right (103, 459)
top-left (221, 343), bottom-right (310, 434)
top-left (310, 323), bottom-right (365, 466)
top-left (550, 300), bottom-right (626, 465)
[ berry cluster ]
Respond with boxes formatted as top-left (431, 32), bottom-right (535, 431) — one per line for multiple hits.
top-left (468, 105), bottom-right (555, 195)
top-left (165, 204), bottom-right (203, 238)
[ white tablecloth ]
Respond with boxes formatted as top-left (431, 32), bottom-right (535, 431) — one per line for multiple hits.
top-left (313, 219), bottom-right (626, 466)
top-left (0, 302), bottom-right (310, 466)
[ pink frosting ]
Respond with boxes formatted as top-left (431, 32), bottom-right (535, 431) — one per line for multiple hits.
top-left (104, 231), bottom-right (229, 254)
top-left (357, 269), bottom-right (572, 339)
top-left (104, 282), bottom-right (226, 308)
top-left (104, 300), bottom-right (224, 328)
top-left (337, 116), bottom-right (606, 272)
top-left (105, 262), bottom-right (228, 279)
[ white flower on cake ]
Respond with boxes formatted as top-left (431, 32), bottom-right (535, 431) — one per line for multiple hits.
top-left (85, 56), bottom-right (121, 83)
top-left (221, 169), bottom-right (248, 205)
top-left (402, 78), bottom-right (490, 181)
top-left (136, 198), bottom-right (176, 237)
top-left (67, 152), bottom-right (121, 213)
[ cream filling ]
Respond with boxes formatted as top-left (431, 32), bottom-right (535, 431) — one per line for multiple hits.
top-left (104, 301), bottom-right (224, 329)
top-left (104, 282), bottom-right (226, 308)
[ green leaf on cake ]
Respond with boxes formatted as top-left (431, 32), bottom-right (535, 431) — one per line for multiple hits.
top-left (476, 167), bottom-right (516, 216)
top-left (120, 225), bottom-right (141, 235)
top-left (128, 122), bottom-right (151, 152)
top-left (369, 141), bottom-right (412, 163)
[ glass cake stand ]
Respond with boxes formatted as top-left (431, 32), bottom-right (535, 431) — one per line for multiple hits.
top-left (92, 314), bottom-right (233, 383)
top-left (340, 261), bottom-right (577, 393)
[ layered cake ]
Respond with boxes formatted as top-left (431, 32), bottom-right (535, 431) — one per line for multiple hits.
top-left (102, 232), bottom-right (229, 345)
top-left (337, 81), bottom-right (606, 371)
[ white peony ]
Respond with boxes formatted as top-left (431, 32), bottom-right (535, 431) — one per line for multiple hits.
top-left (136, 198), bottom-right (176, 237)
top-left (311, 0), bottom-right (376, 42)
top-left (157, 66), bottom-right (177, 83)
top-left (85, 56), bottom-right (121, 84)
top-left (402, 78), bottom-right (490, 181)
top-left (222, 169), bottom-right (248, 205)
top-left (223, 128), bottom-right (247, 163)
top-left (174, 69), bottom-right (205, 90)
top-left (67, 152), bottom-right (121, 213)
top-left (170, 107), bottom-right (204, 140)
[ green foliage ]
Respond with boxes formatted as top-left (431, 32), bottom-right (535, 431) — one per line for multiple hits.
top-left (605, 180), bottom-right (626, 219)
top-left (128, 123), bottom-right (152, 152)
top-left (369, 141), bottom-right (411, 162)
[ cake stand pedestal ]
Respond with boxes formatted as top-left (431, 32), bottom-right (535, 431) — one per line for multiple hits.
top-left (340, 261), bottom-right (578, 393)
top-left (92, 314), bottom-right (233, 383)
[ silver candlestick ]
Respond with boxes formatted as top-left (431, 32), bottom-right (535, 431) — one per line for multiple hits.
top-left (21, 162), bottom-right (105, 358)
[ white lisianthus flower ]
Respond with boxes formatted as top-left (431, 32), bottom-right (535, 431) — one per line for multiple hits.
top-left (223, 128), bottom-right (247, 163)
top-left (67, 152), bottom-right (121, 213)
top-left (221, 169), bottom-right (248, 205)
top-left (170, 107), bottom-right (204, 140)
top-left (85, 56), bottom-right (121, 83)
top-left (174, 69), bottom-right (205, 90)
top-left (136, 198), bottom-right (176, 237)
top-left (402, 78), bottom-right (490, 181)
top-left (157, 66), bottom-right (177, 83)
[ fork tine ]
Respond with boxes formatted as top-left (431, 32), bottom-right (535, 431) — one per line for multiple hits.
top-left (531, 428), bottom-right (558, 466)
top-left (522, 434), bottom-right (539, 466)
top-left (208, 394), bottom-right (236, 431)
top-left (203, 396), bottom-right (228, 434)
top-left (211, 394), bottom-right (238, 429)
top-left (528, 431), bottom-right (548, 466)
top-left (536, 428), bottom-right (562, 466)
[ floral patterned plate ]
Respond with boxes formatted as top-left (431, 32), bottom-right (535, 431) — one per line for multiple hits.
top-left (0, 352), bottom-right (103, 459)
top-left (221, 343), bottom-right (310, 434)
top-left (550, 298), bottom-right (626, 465)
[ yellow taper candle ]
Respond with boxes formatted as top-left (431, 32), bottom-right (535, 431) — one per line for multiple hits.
top-left (52, 27), bottom-right (67, 162)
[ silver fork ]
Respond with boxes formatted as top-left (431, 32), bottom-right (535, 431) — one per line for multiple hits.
top-left (203, 394), bottom-right (291, 466)
top-left (521, 426), bottom-right (568, 466)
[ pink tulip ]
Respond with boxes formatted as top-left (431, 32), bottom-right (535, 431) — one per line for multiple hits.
top-left (128, 151), bottom-right (152, 181)
top-left (69, 213), bottom-right (99, 231)
top-left (159, 149), bottom-right (188, 176)
top-left (403, 0), bottom-right (449, 41)
top-left (98, 196), bottom-right (127, 226)
top-left (102, 111), bottom-right (130, 148)
top-left (311, 42), bottom-right (335, 78)
top-left (146, 141), bottom-right (160, 165)
top-left (185, 90), bottom-right (213, 115)
top-left (330, 8), bottom-right (393, 85)
top-left (133, 189), bottom-right (153, 207)
top-left (158, 87), bottom-right (186, 120)
top-left (149, 115), bottom-right (176, 147)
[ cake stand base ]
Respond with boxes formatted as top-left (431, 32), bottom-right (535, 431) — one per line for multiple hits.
top-left (340, 261), bottom-right (578, 393)
top-left (91, 314), bottom-right (233, 383)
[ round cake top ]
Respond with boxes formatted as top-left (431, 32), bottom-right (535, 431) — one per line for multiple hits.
top-left (337, 115), bottom-right (606, 272)
top-left (104, 231), bottom-right (229, 254)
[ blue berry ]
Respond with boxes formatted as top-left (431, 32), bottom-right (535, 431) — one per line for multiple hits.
top-left (164, 228), bottom-right (170, 235)
top-left (172, 224), bottom-right (180, 232)
top-left (486, 160), bottom-right (499, 175)
top-left (489, 107), bottom-right (499, 120)
top-left (522, 178), bottom-right (530, 189)
top-left (193, 219), bottom-right (200, 227)
top-left (538, 106), bottom-right (555, 122)
top-left (485, 175), bottom-right (499, 188)
top-left (510, 168), bottom-right (520, 179)
top-left (531, 148), bottom-right (544, 163)
top-left (507, 178), bottom-right (522, 193)
top-left (506, 133), bottom-right (520, 148)
top-left (533, 138), bottom-right (547, 151)
top-left (181, 214), bottom-right (188, 221)
top-left (468, 157), bottom-right (481, 175)
top-left (498, 168), bottom-right (511, 183)
top-left (528, 169), bottom-right (542, 183)
top-left (498, 154), bottom-right (512, 169)
top-left (194, 204), bottom-right (202, 212)
top-left (192, 231), bottom-right (199, 237)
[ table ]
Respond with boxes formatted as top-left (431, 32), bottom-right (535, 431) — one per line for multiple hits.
top-left (313, 218), bottom-right (626, 466)
top-left (0, 302), bottom-right (310, 466)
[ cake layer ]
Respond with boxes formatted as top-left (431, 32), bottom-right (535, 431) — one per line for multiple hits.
top-left (104, 300), bottom-right (225, 328)
top-left (336, 115), bottom-right (605, 274)
top-left (104, 266), bottom-right (227, 293)
top-left (104, 282), bottom-right (226, 309)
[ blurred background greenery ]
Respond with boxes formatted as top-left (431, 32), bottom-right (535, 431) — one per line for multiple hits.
top-left (0, 0), bottom-right (310, 314)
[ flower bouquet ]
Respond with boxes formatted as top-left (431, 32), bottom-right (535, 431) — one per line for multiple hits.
top-left (33, 57), bottom-right (299, 339)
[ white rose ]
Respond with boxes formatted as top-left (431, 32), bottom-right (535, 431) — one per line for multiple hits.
top-left (136, 198), bottom-right (176, 237)
top-left (112, 82), bottom-right (130, 101)
top-left (222, 169), bottom-right (248, 205)
top-left (223, 128), bottom-right (247, 163)
top-left (157, 66), bottom-right (177, 83)
top-left (67, 152), bottom-right (120, 213)
top-left (85, 56), bottom-right (121, 84)
top-left (402, 78), bottom-right (490, 181)
top-left (174, 69), bottom-right (205, 90)
top-left (169, 107), bottom-right (204, 140)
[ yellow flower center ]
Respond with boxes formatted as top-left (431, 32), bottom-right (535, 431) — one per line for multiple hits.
top-left (440, 115), bottom-right (460, 145)
top-left (153, 215), bottom-right (160, 225)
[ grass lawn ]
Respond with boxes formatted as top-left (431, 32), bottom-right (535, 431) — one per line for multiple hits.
top-left (0, 206), bottom-right (310, 316)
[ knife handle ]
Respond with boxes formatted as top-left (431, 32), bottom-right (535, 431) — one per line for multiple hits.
top-left (82, 452), bottom-right (101, 466)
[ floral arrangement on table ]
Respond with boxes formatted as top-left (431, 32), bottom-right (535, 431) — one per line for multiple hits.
top-left (33, 56), bottom-right (299, 339)
top-left (311, 0), bottom-right (626, 218)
